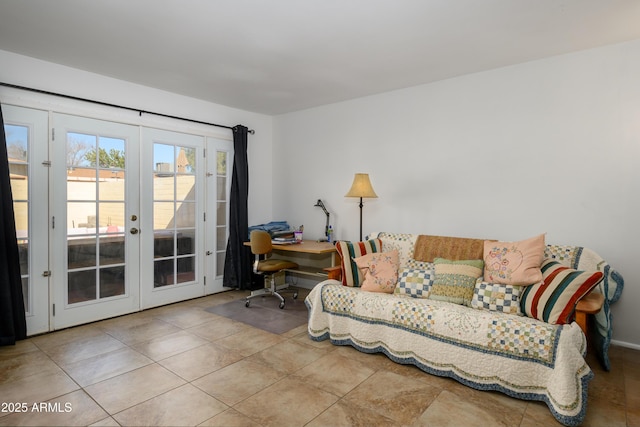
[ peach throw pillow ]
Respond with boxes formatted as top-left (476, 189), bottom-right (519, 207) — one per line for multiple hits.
top-left (483, 234), bottom-right (545, 286)
top-left (354, 250), bottom-right (399, 293)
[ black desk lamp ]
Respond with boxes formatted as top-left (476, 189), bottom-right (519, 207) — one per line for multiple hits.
top-left (314, 199), bottom-right (330, 241)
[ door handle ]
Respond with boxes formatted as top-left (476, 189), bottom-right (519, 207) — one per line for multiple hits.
top-left (130, 228), bottom-right (139, 235)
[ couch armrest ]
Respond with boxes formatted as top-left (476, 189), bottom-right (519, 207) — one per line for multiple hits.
top-left (323, 266), bottom-right (342, 281)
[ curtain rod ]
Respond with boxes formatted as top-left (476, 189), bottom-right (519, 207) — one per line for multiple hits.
top-left (0, 81), bottom-right (255, 134)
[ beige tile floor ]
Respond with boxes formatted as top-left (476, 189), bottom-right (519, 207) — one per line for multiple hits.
top-left (1, 288), bottom-right (638, 426)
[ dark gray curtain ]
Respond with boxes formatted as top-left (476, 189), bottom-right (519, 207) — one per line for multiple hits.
top-left (0, 104), bottom-right (27, 345)
top-left (223, 125), bottom-right (252, 289)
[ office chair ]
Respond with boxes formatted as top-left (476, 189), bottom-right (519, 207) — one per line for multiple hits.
top-left (245, 230), bottom-right (299, 309)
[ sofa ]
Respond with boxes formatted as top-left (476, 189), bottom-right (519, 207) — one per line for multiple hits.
top-left (305, 232), bottom-right (624, 426)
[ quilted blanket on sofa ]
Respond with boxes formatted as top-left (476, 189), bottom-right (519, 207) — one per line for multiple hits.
top-left (306, 281), bottom-right (593, 426)
top-left (373, 232), bottom-right (624, 371)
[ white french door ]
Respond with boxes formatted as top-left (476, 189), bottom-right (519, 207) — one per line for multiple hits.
top-left (4, 104), bottom-right (232, 333)
top-left (204, 136), bottom-right (233, 294)
top-left (3, 105), bottom-right (50, 335)
top-left (51, 114), bottom-right (140, 329)
top-left (140, 128), bottom-right (205, 308)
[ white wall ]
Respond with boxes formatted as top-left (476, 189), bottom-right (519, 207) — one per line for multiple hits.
top-left (0, 49), bottom-right (274, 226)
top-left (273, 39), bottom-right (640, 348)
top-left (2, 40), bottom-right (639, 348)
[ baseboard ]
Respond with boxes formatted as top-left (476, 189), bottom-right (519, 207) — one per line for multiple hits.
top-left (611, 339), bottom-right (640, 351)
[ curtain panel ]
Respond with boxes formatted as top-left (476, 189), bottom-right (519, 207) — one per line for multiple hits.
top-left (223, 125), bottom-right (252, 289)
top-left (0, 104), bottom-right (27, 345)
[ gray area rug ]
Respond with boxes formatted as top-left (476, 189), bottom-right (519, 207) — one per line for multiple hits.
top-left (205, 293), bottom-right (308, 334)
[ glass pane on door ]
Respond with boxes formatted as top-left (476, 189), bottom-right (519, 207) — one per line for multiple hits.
top-left (5, 123), bottom-right (30, 313)
top-left (153, 144), bottom-right (196, 287)
top-left (215, 151), bottom-right (228, 276)
top-left (66, 132), bottom-right (126, 304)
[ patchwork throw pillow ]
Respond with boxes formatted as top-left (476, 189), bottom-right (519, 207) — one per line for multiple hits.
top-left (483, 234), bottom-right (545, 286)
top-left (520, 259), bottom-right (604, 325)
top-left (429, 258), bottom-right (484, 306)
top-left (335, 239), bottom-right (383, 287)
top-left (471, 282), bottom-right (523, 316)
top-left (395, 267), bottom-right (435, 298)
top-left (354, 250), bottom-right (399, 293)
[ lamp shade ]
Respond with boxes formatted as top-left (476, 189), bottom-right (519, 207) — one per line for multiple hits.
top-left (345, 173), bottom-right (378, 198)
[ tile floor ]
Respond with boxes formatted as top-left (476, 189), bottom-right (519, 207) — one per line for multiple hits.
top-left (1, 288), bottom-right (638, 426)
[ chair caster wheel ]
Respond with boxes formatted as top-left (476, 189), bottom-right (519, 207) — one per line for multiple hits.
top-left (293, 292), bottom-right (298, 299)
top-left (279, 301), bottom-right (285, 309)
top-left (245, 300), bottom-right (250, 308)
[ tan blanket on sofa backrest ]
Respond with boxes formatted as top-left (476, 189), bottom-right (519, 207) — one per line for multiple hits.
top-left (413, 235), bottom-right (491, 262)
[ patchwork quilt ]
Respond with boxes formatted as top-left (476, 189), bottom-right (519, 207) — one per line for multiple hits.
top-left (306, 281), bottom-right (592, 426)
top-left (305, 232), bottom-right (624, 426)
top-left (374, 232), bottom-right (624, 371)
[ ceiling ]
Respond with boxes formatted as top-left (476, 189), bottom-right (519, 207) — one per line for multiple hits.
top-left (1, 0), bottom-right (640, 115)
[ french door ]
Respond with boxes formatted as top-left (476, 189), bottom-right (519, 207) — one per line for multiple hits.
top-left (3, 105), bottom-right (49, 335)
top-left (4, 105), bottom-right (233, 333)
top-left (139, 128), bottom-right (205, 308)
top-left (205, 136), bottom-right (233, 294)
top-left (51, 114), bottom-right (140, 329)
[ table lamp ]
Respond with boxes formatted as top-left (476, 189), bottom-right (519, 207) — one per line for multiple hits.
top-left (345, 173), bottom-right (377, 241)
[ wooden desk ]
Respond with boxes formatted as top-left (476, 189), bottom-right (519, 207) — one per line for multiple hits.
top-left (246, 240), bottom-right (337, 280)
top-left (271, 240), bottom-right (336, 255)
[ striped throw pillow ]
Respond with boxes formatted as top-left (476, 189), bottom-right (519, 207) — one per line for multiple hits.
top-left (520, 259), bottom-right (604, 325)
top-left (335, 239), bottom-right (383, 287)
